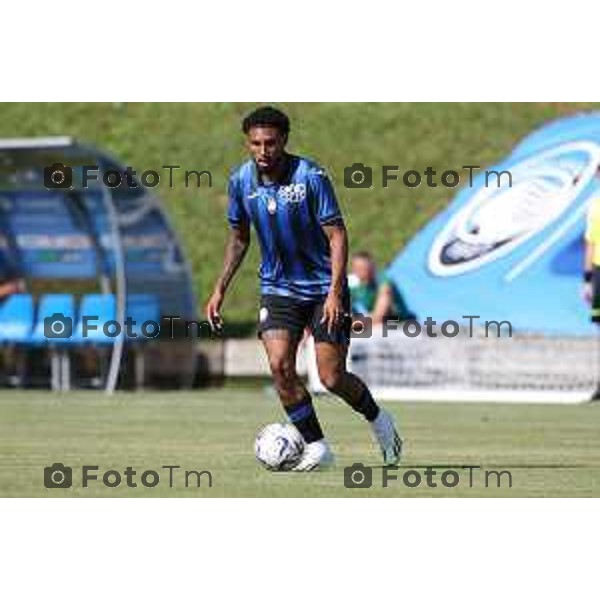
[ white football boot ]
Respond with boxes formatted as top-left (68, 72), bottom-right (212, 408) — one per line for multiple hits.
top-left (292, 439), bottom-right (335, 471)
top-left (371, 409), bottom-right (403, 465)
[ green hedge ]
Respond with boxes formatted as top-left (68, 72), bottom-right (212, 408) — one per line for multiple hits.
top-left (0, 102), bottom-right (595, 329)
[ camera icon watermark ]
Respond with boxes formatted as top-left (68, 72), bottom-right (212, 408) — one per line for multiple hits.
top-left (44, 313), bottom-right (73, 339)
top-left (44, 463), bottom-right (73, 488)
top-left (343, 463), bottom-right (373, 488)
top-left (43, 162), bottom-right (73, 189)
top-left (344, 163), bottom-right (372, 188)
top-left (349, 313), bottom-right (372, 339)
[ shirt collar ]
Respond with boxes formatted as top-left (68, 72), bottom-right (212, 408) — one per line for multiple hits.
top-left (251, 154), bottom-right (297, 189)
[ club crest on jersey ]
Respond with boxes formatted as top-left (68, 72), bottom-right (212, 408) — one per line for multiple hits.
top-left (278, 183), bottom-right (306, 204)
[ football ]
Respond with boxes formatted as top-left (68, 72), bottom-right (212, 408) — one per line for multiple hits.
top-left (254, 423), bottom-right (305, 471)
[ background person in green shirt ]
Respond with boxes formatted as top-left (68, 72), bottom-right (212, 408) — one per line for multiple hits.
top-left (348, 250), bottom-right (415, 325)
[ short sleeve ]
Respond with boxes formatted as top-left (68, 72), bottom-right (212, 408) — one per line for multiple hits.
top-left (585, 198), bottom-right (600, 244)
top-left (227, 175), bottom-right (249, 228)
top-left (308, 169), bottom-right (343, 226)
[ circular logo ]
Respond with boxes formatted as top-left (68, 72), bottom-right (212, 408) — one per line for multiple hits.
top-left (351, 169), bottom-right (365, 186)
top-left (428, 141), bottom-right (600, 277)
top-left (267, 197), bottom-right (277, 214)
top-left (352, 320), bottom-right (364, 335)
top-left (51, 320), bottom-right (65, 336)
top-left (51, 470), bottom-right (65, 486)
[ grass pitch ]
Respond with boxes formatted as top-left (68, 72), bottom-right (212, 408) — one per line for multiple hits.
top-left (1, 388), bottom-right (599, 497)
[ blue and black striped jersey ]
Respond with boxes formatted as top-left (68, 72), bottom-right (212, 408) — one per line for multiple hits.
top-left (227, 155), bottom-right (344, 300)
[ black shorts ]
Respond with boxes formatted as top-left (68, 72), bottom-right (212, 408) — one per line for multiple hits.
top-left (593, 267), bottom-right (600, 323)
top-left (257, 289), bottom-right (352, 345)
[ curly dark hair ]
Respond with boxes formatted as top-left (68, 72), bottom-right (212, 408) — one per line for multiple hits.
top-left (241, 106), bottom-right (290, 137)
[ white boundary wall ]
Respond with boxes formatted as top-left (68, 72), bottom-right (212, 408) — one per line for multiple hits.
top-left (305, 328), bottom-right (598, 404)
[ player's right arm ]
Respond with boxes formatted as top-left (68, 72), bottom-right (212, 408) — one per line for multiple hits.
top-left (205, 175), bottom-right (251, 329)
top-left (205, 223), bottom-right (250, 326)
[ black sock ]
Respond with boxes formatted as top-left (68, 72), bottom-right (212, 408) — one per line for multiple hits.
top-left (351, 387), bottom-right (380, 422)
top-left (285, 395), bottom-right (324, 443)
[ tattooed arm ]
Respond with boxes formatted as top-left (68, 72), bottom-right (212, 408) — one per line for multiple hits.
top-left (205, 222), bottom-right (251, 329)
top-left (320, 222), bottom-right (348, 334)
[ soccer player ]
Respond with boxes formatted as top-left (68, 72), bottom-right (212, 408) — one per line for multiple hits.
top-left (583, 186), bottom-right (600, 401)
top-left (205, 106), bottom-right (402, 470)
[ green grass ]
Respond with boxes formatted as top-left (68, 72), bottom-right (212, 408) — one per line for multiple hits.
top-left (1, 389), bottom-right (599, 497)
top-left (0, 102), bottom-right (598, 327)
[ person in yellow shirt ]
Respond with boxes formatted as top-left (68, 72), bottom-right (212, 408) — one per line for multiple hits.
top-left (583, 195), bottom-right (600, 400)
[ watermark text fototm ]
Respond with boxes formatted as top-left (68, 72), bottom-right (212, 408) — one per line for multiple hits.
top-left (44, 163), bottom-right (212, 190)
top-left (350, 314), bottom-right (513, 340)
top-left (343, 163), bottom-right (512, 189)
top-left (44, 463), bottom-right (213, 489)
top-left (43, 313), bottom-right (221, 341)
top-left (343, 464), bottom-right (513, 489)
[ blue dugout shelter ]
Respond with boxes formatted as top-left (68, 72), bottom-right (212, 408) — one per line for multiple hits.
top-left (0, 137), bottom-right (198, 392)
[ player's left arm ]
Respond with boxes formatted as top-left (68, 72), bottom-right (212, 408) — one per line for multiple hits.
top-left (309, 166), bottom-right (348, 333)
top-left (323, 222), bottom-right (348, 294)
top-left (321, 222), bottom-right (348, 333)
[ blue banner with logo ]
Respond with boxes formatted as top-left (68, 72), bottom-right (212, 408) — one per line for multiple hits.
top-left (388, 115), bottom-right (600, 336)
